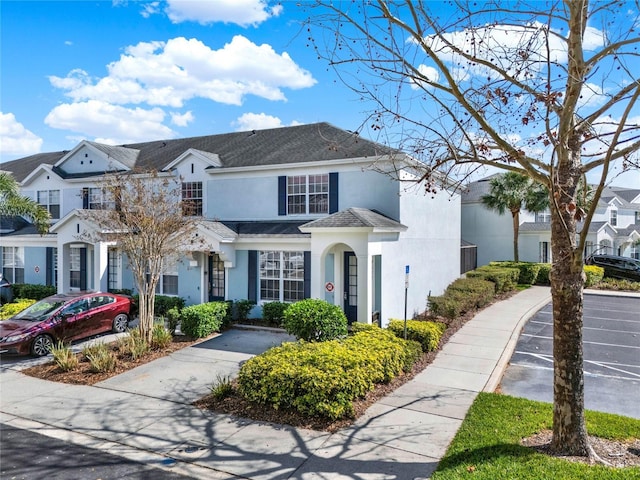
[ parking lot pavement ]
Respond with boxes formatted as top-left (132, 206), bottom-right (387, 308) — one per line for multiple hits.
top-left (500, 293), bottom-right (640, 419)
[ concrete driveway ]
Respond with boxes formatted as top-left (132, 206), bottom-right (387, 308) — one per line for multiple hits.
top-left (500, 292), bottom-right (640, 419)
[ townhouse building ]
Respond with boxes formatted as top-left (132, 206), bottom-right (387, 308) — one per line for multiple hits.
top-left (462, 175), bottom-right (640, 267)
top-left (0, 123), bottom-right (461, 325)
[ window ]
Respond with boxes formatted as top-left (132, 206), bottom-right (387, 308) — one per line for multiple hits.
top-left (535, 210), bottom-right (551, 223)
top-left (88, 187), bottom-right (114, 210)
top-left (69, 247), bottom-right (82, 289)
top-left (108, 248), bottom-right (119, 291)
top-left (209, 253), bottom-right (225, 300)
top-left (539, 242), bottom-right (549, 263)
top-left (2, 247), bottom-right (24, 283)
top-left (259, 251), bottom-right (304, 302)
top-left (610, 209), bottom-right (617, 226)
top-left (635, 211), bottom-right (640, 223)
top-left (182, 182), bottom-right (203, 216)
top-left (287, 174), bottom-right (328, 215)
top-left (147, 257), bottom-right (179, 296)
top-left (37, 190), bottom-right (60, 220)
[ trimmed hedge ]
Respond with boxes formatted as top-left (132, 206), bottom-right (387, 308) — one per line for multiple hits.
top-left (10, 284), bottom-right (56, 300)
top-left (489, 261), bottom-right (541, 285)
top-left (179, 301), bottom-right (228, 338)
top-left (535, 264), bottom-right (551, 285)
top-left (237, 328), bottom-right (422, 419)
top-left (387, 319), bottom-right (446, 352)
top-left (466, 265), bottom-right (520, 292)
top-left (261, 301), bottom-right (289, 326)
top-left (428, 276), bottom-right (497, 320)
top-left (283, 299), bottom-right (347, 342)
top-left (0, 299), bottom-right (36, 320)
top-left (584, 265), bottom-right (604, 287)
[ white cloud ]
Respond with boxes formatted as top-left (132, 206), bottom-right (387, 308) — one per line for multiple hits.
top-left (140, 1), bottom-right (161, 18)
top-left (232, 112), bottom-right (301, 131)
top-left (49, 36), bottom-right (316, 108)
top-left (165, 0), bottom-right (282, 27)
top-left (44, 100), bottom-right (176, 144)
top-left (170, 110), bottom-right (194, 126)
top-left (410, 64), bottom-right (439, 90)
top-left (0, 112), bottom-right (43, 156)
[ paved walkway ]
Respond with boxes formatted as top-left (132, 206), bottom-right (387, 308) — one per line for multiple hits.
top-left (0, 286), bottom-right (552, 479)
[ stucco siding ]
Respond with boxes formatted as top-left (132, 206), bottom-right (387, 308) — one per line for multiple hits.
top-left (462, 202), bottom-right (514, 266)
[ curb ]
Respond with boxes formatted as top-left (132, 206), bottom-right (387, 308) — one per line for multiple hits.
top-left (483, 288), bottom-right (552, 393)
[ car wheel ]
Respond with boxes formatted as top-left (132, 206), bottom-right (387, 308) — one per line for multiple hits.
top-left (112, 313), bottom-right (129, 333)
top-left (31, 334), bottom-right (53, 357)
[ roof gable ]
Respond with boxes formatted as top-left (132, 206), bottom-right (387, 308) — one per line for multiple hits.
top-left (53, 141), bottom-right (138, 177)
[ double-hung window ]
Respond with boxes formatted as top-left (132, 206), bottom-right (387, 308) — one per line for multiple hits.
top-left (182, 182), bottom-right (203, 216)
top-left (88, 187), bottom-right (114, 210)
top-left (259, 251), bottom-right (304, 302)
top-left (147, 257), bottom-right (179, 296)
top-left (610, 209), bottom-right (617, 226)
top-left (287, 175), bottom-right (328, 215)
top-left (535, 210), bottom-right (551, 223)
top-left (37, 190), bottom-right (60, 220)
top-left (2, 247), bottom-right (24, 283)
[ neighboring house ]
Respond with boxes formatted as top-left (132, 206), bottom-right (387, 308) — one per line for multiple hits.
top-left (0, 122), bottom-right (461, 326)
top-left (462, 175), bottom-right (640, 267)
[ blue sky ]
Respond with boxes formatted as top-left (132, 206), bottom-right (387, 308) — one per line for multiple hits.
top-left (1, 0), bottom-right (638, 189)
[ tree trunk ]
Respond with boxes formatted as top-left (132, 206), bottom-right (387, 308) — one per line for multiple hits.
top-left (549, 147), bottom-right (590, 456)
top-left (511, 210), bottom-right (520, 262)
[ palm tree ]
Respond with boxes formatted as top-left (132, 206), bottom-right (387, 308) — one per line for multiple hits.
top-left (0, 172), bottom-right (50, 234)
top-left (481, 172), bottom-right (549, 262)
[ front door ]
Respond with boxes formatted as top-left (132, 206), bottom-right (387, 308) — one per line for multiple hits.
top-left (208, 253), bottom-right (225, 301)
top-left (343, 252), bottom-right (357, 324)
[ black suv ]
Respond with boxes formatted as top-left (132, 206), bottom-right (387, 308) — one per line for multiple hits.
top-left (585, 254), bottom-right (640, 282)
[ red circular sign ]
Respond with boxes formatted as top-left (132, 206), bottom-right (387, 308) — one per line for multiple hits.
top-left (34, 266), bottom-right (40, 273)
top-left (325, 282), bottom-right (335, 292)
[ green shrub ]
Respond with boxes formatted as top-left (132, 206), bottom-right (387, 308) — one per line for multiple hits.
top-left (0, 299), bottom-right (36, 320)
top-left (109, 288), bottom-right (133, 296)
top-left (489, 261), bottom-right (541, 285)
top-left (261, 301), bottom-right (289, 326)
top-left (447, 278), bottom-right (495, 308)
top-left (387, 319), bottom-right (446, 352)
top-left (180, 301), bottom-right (228, 338)
top-left (584, 265), bottom-right (604, 287)
top-left (166, 306), bottom-right (181, 334)
top-left (349, 322), bottom-right (379, 333)
top-left (597, 277), bottom-right (640, 291)
top-left (466, 265), bottom-right (520, 292)
top-left (237, 329), bottom-right (421, 419)
top-left (10, 284), bottom-right (56, 301)
top-left (51, 342), bottom-right (79, 372)
top-left (151, 323), bottom-right (173, 349)
top-left (233, 299), bottom-right (256, 321)
top-left (85, 343), bottom-right (117, 373)
top-left (283, 299), bottom-right (348, 342)
top-left (535, 263), bottom-right (551, 285)
top-left (130, 294), bottom-right (185, 318)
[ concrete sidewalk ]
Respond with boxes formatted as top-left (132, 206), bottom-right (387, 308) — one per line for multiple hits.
top-left (0, 286), bottom-right (551, 479)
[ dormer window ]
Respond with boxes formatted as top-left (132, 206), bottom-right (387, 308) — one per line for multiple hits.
top-left (610, 209), bottom-right (617, 226)
top-left (182, 182), bottom-right (203, 216)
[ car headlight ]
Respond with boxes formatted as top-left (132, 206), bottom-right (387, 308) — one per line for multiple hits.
top-left (1, 333), bottom-right (32, 344)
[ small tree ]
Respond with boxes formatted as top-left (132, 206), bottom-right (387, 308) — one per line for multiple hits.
top-left (481, 172), bottom-right (548, 262)
top-left (0, 172), bottom-right (50, 234)
top-left (80, 170), bottom-right (204, 342)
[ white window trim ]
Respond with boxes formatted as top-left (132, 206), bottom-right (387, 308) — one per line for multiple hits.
top-left (287, 174), bottom-right (329, 215)
top-left (259, 251), bottom-right (305, 303)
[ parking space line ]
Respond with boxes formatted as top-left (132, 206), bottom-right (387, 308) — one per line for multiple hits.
top-left (509, 361), bottom-right (638, 381)
top-left (528, 320), bottom-right (639, 335)
top-left (513, 352), bottom-right (640, 380)
top-left (521, 333), bottom-right (640, 349)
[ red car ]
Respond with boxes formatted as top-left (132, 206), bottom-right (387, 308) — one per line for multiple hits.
top-left (0, 292), bottom-right (132, 357)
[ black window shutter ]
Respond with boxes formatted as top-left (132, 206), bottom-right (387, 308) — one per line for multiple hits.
top-left (46, 247), bottom-right (53, 286)
top-left (79, 247), bottom-right (87, 290)
top-left (278, 176), bottom-right (287, 216)
top-left (248, 250), bottom-right (258, 302)
top-left (303, 251), bottom-right (311, 298)
top-left (82, 188), bottom-right (89, 209)
top-left (329, 172), bottom-right (339, 213)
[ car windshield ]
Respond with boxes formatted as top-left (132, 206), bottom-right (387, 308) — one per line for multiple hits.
top-left (13, 299), bottom-right (66, 322)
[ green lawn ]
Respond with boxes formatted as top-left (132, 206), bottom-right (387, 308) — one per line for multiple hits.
top-left (432, 393), bottom-right (640, 479)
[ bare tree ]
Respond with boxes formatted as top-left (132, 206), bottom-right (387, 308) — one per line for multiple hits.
top-left (307, 0), bottom-right (640, 458)
top-left (79, 170), bottom-right (204, 342)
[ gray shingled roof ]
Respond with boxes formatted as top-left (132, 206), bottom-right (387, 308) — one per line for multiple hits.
top-left (301, 208), bottom-right (407, 230)
top-left (611, 187), bottom-right (640, 204)
top-left (220, 220), bottom-right (310, 237)
top-left (85, 141), bottom-right (140, 169)
top-left (2, 123), bottom-right (398, 182)
top-left (520, 222), bottom-right (551, 232)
